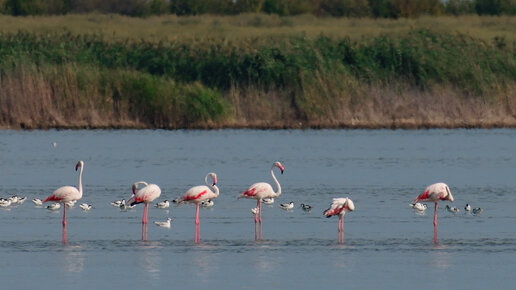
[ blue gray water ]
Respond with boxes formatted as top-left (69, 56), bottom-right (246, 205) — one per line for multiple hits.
top-left (0, 129), bottom-right (515, 289)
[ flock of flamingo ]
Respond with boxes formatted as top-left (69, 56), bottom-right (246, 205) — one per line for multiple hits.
top-left (2, 160), bottom-right (469, 245)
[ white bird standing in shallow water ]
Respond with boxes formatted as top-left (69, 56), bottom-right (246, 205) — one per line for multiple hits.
top-left (111, 200), bottom-right (123, 207)
top-left (126, 181), bottom-right (162, 224)
top-left (43, 160), bottom-right (84, 230)
top-left (465, 204), bottom-right (471, 212)
top-left (324, 197), bottom-right (355, 243)
top-left (154, 218), bottom-right (172, 228)
top-left (413, 182), bottom-right (454, 244)
top-left (173, 173), bottom-right (219, 243)
top-left (0, 198), bottom-right (11, 207)
top-left (279, 201), bottom-right (294, 210)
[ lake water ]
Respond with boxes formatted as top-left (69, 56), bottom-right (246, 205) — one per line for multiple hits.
top-left (0, 129), bottom-right (515, 289)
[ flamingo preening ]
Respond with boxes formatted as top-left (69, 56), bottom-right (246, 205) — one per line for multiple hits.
top-left (324, 197), bottom-right (355, 243)
top-left (413, 182), bottom-right (454, 244)
top-left (173, 173), bottom-right (219, 243)
top-left (238, 161), bottom-right (284, 240)
top-left (127, 181), bottom-right (162, 224)
top-left (43, 160), bottom-right (84, 244)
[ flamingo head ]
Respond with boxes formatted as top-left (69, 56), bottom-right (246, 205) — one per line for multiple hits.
top-left (75, 160), bottom-right (84, 171)
top-left (208, 172), bottom-right (218, 186)
top-left (345, 198), bottom-right (355, 212)
top-left (273, 161), bottom-right (284, 174)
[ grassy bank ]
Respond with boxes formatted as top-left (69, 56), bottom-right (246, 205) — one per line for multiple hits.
top-left (0, 14), bottom-right (515, 129)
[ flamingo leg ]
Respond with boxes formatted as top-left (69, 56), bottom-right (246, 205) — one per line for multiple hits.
top-left (194, 202), bottom-right (201, 243)
top-left (258, 200), bottom-right (262, 224)
top-left (62, 225), bottom-right (67, 245)
top-left (434, 202), bottom-right (438, 244)
top-left (142, 203), bottom-right (149, 224)
top-left (62, 204), bottom-right (67, 226)
top-left (142, 223), bottom-right (148, 241)
top-left (254, 200), bottom-right (259, 224)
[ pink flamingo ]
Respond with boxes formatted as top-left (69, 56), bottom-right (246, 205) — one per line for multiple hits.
top-left (324, 197), bottom-right (355, 243)
top-left (173, 173), bottom-right (219, 243)
top-left (238, 161), bottom-right (284, 240)
top-left (413, 182), bottom-right (454, 244)
top-left (127, 181), bottom-right (162, 224)
top-left (43, 160), bottom-right (84, 243)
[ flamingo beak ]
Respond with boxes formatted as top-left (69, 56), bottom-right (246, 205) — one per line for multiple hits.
top-left (212, 177), bottom-right (218, 186)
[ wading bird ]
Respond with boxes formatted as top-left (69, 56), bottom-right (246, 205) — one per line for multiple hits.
top-left (126, 181), bottom-right (161, 224)
top-left (42, 160), bottom-right (84, 244)
top-left (173, 173), bottom-right (219, 243)
top-left (413, 182), bottom-right (454, 244)
top-left (324, 197), bottom-right (355, 243)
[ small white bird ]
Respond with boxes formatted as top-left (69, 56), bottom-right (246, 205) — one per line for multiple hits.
top-left (79, 203), bottom-right (92, 211)
top-left (65, 200), bottom-right (76, 208)
top-left (111, 200), bottom-right (123, 207)
top-left (200, 199), bottom-right (214, 208)
top-left (279, 201), bottom-right (294, 210)
top-left (51, 142), bottom-right (57, 148)
top-left (119, 199), bottom-right (135, 211)
top-left (155, 200), bottom-right (170, 209)
top-left (8, 196), bottom-right (19, 204)
top-left (472, 207), bottom-right (483, 214)
top-left (410, 202), bottom-right (427, 211)
top-left (251, 207), bottom-right (259, 215)
top-left (0, 198), bottom-right (11, 207)
top-left (446, 205), bottom-right (459, 213)
top-left (15, 197), bottom-right (27, 204)
top-left (46, 203), bottom-right (61, 211)
top-left (263, 197), bottom-right (274, 204)
top-left (465, 204), bottom-right (471, 212)
top-left (32, 198), bottom-right (43, 206)
top-left (154, 218), bottom-right (172, 228)
top-left (300, 203), bottom-right (312, 212)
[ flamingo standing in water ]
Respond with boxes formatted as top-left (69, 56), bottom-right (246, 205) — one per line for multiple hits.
top-left (43, 160), bottom-right (84, 243)
top-left (173, 173), bottom-right (219, 243)
top-left (413, 182), bottom-right (454, 244)
top-left (127, 181), bottom-right (162, 224)
top-left (324, 197), bottom-right (355, 243)
top-left (238, 161), bottom-right (284, 240)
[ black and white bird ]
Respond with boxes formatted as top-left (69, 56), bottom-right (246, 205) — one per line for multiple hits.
top-left (410, 202), bottom-right (427, 211)
top-left (464, 204), bottom-right (471, 212)
top-left (0, 198), bottom-right (11, 207)
top-left (46, 203), bottom-right (61, 211)
top-left (300, 203), bottom-right (312, 212)
top-left (111, 200), bottom-right (123, 207)
top-left (79, 203), bottom-right (92, 211)
top-left (32, 198), bottom-right (43, 206)
top-left (472, 207), bottom-right (483, 214)
top-left (279, 201), bottom-right (294, 210)
top-left (446, 205), bottom-right (459, 213)
top-left (263, 197), bottom-right (274, 205)
top-left (200, 199), bottom-right (214, 208)
top-left (155, 200), bottom-right (170, 209)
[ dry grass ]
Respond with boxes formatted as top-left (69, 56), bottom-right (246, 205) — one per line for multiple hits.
top-left (0, 14), bottom-right (514, 43)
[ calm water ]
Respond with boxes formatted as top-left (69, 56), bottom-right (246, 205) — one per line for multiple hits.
top-left (0, 129), bottom-right (515, 289)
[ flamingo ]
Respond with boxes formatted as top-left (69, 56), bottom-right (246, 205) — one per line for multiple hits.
top-left (324, 197), bottom-right (355, 243)
top-left (43, 160), bottom-right (84, 228)
top-left (413, 182), bottom-right (454, 244)
top-left (173, 173), bottom-right (219, 243)
top-left (126, 181), bottom-right (161, 224)
top-left (239, 161), bottom-right (284, 225)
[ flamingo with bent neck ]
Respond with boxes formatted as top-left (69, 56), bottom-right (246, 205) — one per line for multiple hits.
top-left (127, 181), bottom-right (162, 224)
top-left (239, 161), bottom-right (284, 227)
top-left (173, 173), bottom-right (219, 243)
top-left (43, 160), bottom-right (84, 243)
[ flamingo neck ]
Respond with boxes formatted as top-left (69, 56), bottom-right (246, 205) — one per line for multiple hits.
top-left (205, 174), bottom-right (219, 197)
top-left (271, 166), bottom-right (281, 197)
top-left (77, 165), bottom-right (83, 198)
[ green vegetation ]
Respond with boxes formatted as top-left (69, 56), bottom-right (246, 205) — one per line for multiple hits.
top-left (0, 14), bottom-right (515, 129)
